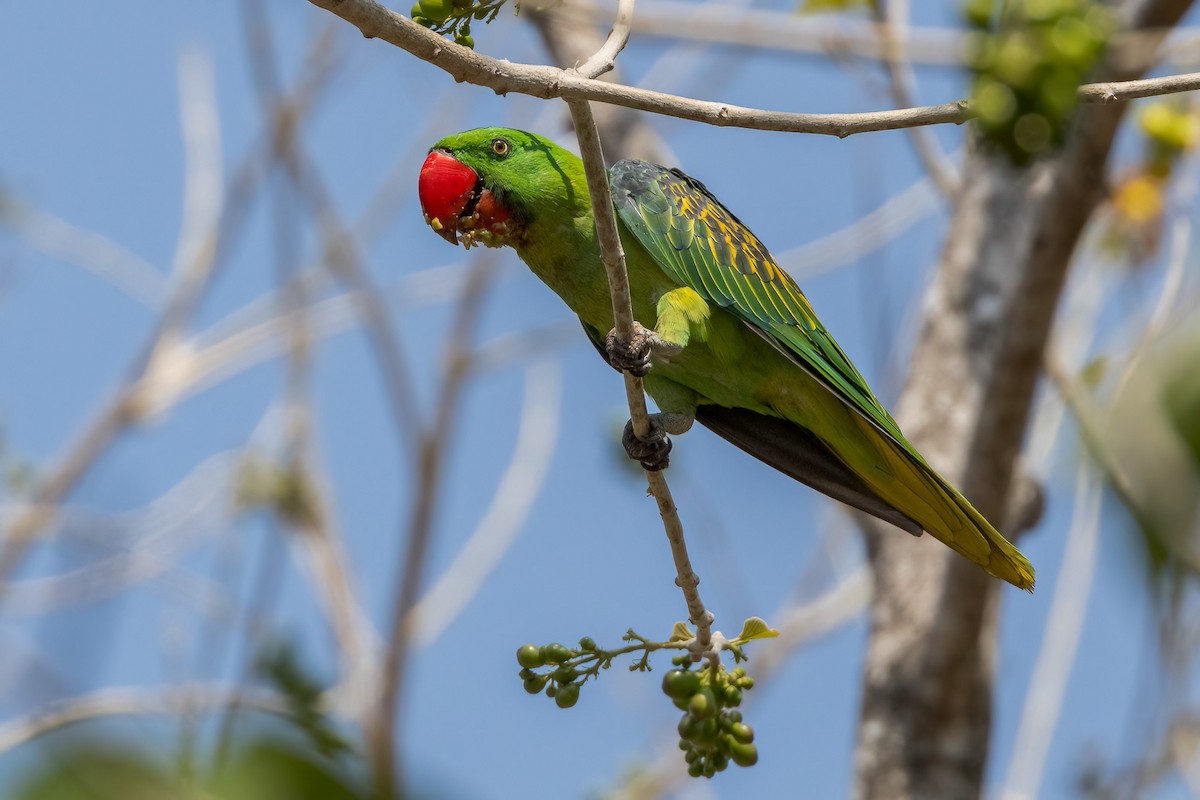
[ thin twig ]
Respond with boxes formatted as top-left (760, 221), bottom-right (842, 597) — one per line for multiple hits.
top-left (573, 0), bottom-right (636, 80)
top-left (0, 684), bottom-right (292, 754)
top-left (577, 2), bottom-right (1200, 70)
top-left (565, 96), bottom-right (714, 657)
top-left (1000, 465), bottom-right (1102, 800)
top-left (871, 0), bottom-right (959, 195)
top-left (0, 45), bottom-right (338, 582)
top-left (306, 0), bottom-right (1200, 137)
top-left (407, 358), bottom-right (562, 647)
top-left (0, 203), bottom-right (167, 309)
top-left (0, 52), bottom-right (226, 583)
top-left (369, 254), bottom-right (496, 797)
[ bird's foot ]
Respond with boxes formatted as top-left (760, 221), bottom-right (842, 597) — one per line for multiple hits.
top-left (605, 322), bottom-right (683, 377)
top-left (623, 415), bottom-right (672, 472)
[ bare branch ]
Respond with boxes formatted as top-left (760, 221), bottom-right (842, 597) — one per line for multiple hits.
top-left (0, 203), bottom-right (167, 309)
top-left (566, 97), bottom-right (715, 657)
top-left (583, 2), bottom-right (1200, 70)
top-left (0, 684), bottom-right (291, 754)
top-left (871, 0), bottom-right (960, 195)
top-left (1000, 466), bottom-right (1102, 800)
top-left (307, 0), bottom-right (1200, 136)
top-left (573, 0), bottom-right (636, 79)
top-left (369, 254), bottom-right (496, 795)
top-left (407, 359), bottom-right (562, 647)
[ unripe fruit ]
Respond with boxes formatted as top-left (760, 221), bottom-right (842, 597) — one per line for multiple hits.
top-left (554, 683), bottom-right (580, 709)
top-left (688, 688), bottom-right (716, 719)
top-left (541, 643), bottom-right (571, 665)
top-left (516, 644), bottom-right (544, 669)
top-left (731, 722), bottom-right (754, 744)
top-left (662, 669), bottom-right (701, 700)
top-left (417, 0), bottom-right (454, 22)
top-left (730, 741), bottom-right (758, 767)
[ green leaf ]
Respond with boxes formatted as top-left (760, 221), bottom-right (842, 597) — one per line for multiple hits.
top-left (735, 617), bottom-right (779, 643)
top-left (669, 622), bottom-right (693, 642)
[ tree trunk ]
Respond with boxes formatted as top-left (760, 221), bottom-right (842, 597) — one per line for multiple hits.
top-left (852, 2), bottom-right (1193, 797)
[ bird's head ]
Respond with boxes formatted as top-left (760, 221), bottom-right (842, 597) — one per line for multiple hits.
top-left (419, 127), bottom-right (584, 249)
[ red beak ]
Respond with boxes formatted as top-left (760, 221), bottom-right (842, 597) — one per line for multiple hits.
top-left (419, 150), bottom-right (479, 245)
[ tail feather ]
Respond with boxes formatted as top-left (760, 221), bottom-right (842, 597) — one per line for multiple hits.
top-left (844, 412), bottom-right (1036, 591)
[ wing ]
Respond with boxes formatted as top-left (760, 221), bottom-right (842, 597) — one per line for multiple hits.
top-left (578, 319), bottom-right (921, 536)
top-left (609, 160), bottom-right (906, 444)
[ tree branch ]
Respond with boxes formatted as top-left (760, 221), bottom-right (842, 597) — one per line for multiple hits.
top-left (307, 0), bottom-right (1200, 136)
top-left (565, 95), bottom-right (715, 657)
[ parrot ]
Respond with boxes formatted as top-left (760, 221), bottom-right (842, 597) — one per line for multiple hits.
top-left (417, 127), bottom-right (1035, 591)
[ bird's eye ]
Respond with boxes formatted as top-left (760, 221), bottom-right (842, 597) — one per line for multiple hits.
top-left (491, 138), bottom-right (510, 157)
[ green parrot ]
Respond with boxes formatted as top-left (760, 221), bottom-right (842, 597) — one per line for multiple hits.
top-left (417, 127), bottom-right (1035, 591)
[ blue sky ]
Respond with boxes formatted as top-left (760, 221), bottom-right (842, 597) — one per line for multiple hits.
top-left (0, 1), bottom-right (1195, 798)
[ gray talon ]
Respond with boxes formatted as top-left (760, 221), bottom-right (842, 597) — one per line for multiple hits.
top-left (606, 322), bottom-right (654, 377)
top-left (623, 417), bottom-right (672, 471)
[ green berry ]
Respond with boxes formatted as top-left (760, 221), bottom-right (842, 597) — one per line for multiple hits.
top-left (552, 665), bottom-right (578, 684)
top-left (695, 718), bottom-right (719, 744)
top-left (724, 687), bottom-right (743, 706)
top-left (687, 761), bottom-right (703, 778)
top-left (518, 667), bottom-right (536, 681)
top-left (731, 722), bottom-right (754, 744)
top-left (516, 644), bottom-right (544, 669)
top-left (523, 676), bottom-right (547, 695)
top-left (689, 688), bottom-right (716, 718)
top-left (578, 636), bottom-right (596, 651)
top-left (678, 714), bottom-right (699, 741)
top-left (554, 682), bottom-right (580, 709)
top-left (739, 676), bottom-right (755, 690)
top-left (410, 2), bottom-right (423, 17)
top-left (662, 669), bottom-right (701, 700)
top-left (541, 643), bottom-right (571, 665)
top-left (417, 0), bottom-right (454, 22)
top-left (454, 33), bottom-right (474, 49)
top-left (730, 741), bottom-right (758, 768)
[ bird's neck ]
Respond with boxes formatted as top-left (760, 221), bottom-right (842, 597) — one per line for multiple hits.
top-left (516, 208), bottom-right (616, 331)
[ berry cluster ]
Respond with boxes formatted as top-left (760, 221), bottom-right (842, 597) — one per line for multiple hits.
top-left (516, 639), bottom-right (598, 709)
top-left (409, 0), bottom-right (515, 50)
top-left (663, 662), bottom-right (758, 777)
top-left (964, 0), bottom-right (1111, 164)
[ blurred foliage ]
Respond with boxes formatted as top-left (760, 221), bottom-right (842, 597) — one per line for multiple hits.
top-left (1102, 99), bottom-right (1200, 264)
top-left (236, 456), bottom-right (322, 530)
top-left (964, 0), bottom-right (1112, 164)
top-left (1097, 321), bottom-right (1200, 577)
top-left (256, 641), bottom-right (352, 760)
top-left (8, 641), bottom-right (381, 799)
top-left (10, 738), bottom-right (369, 800)
top-left (799, 0), bottom-right (876, 13)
